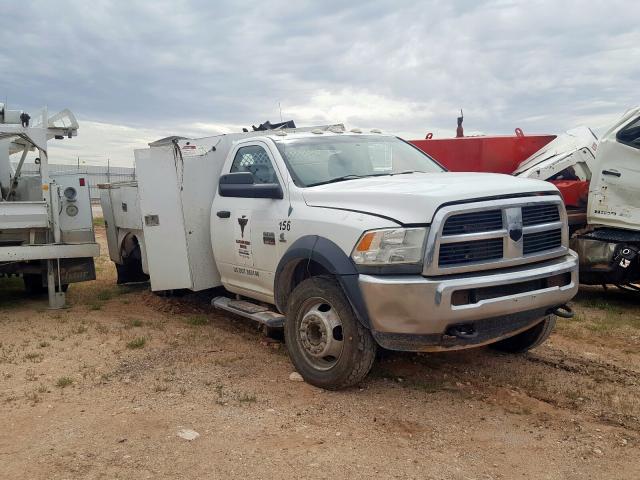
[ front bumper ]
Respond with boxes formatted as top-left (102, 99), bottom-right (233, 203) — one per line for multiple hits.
top-left (358, 251), bottom-right (579, 351)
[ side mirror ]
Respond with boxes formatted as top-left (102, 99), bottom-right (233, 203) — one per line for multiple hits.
top-left (219, 172), bottom-right (284, 199)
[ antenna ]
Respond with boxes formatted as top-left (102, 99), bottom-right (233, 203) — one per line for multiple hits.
top-left (278, 102), bottom-right (283, 123)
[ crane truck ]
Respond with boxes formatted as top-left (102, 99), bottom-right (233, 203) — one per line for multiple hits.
top-left (0, 103), bottom-right (99, 308)
top-left (100, 124), bottom-right (578, 389)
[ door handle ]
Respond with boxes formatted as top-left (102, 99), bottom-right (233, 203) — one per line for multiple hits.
top-left (216, 210), bottom-right (231, 218)
top-left (602, 169), bottom-right (621, 177)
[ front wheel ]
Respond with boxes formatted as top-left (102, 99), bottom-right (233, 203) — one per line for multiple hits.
top-left (490, 315), bottom-right (556, 353)
top-left (284, 275), bottom-right (376, 390)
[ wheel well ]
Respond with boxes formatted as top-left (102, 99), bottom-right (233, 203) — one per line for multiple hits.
top-left (120, 233), bottom-right (141, 263)
top-left (275, 259), bottom-right (331, 312)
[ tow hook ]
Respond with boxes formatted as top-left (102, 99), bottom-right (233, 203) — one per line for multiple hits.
top-left (445, 323), bottom-right (478, 339)
top-left (549, 304), bottom-right (574, 319)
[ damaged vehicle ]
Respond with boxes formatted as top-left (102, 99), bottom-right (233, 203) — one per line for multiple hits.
top-left (412, 106), bottom-right (640, 290)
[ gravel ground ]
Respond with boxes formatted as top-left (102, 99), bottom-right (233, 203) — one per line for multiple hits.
top-left (0, 227), bottom-right (638, 479)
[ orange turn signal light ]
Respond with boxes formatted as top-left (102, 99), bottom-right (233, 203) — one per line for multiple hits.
top-left (356, 232), bottom-right (376, 252)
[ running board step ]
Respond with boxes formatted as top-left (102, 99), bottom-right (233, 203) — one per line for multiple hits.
top-left (211, 296), bottom-right (285, 328)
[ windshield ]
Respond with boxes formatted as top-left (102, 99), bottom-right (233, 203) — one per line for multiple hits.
top-left (275, 135), bottom-right (445, 187)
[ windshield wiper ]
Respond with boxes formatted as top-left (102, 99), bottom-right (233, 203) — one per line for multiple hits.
top-left (307, 173), bottom-right (388, 187)
top-left (391, 170), bottom-right (427, 175)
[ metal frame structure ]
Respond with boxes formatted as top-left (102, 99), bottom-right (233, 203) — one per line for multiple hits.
top-left (0, 104), bottom-right (99, 308)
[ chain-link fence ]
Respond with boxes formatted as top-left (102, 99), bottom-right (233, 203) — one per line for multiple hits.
top-left (12, 162), bottom-right (135, 201)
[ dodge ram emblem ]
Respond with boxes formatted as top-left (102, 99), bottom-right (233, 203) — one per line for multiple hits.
top-left (238, 215), bottom-right (248, 238)
top-left (509, 226), bottom-right (523, 242)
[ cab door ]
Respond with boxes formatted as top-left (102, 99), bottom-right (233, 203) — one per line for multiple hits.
top-left (588, 108), bottom-right (640, 231)
top-left (211, 141), bottom-right (289, 301)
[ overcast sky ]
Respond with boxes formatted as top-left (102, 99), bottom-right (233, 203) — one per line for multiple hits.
top-left (2, 0), bottom-right (638, 166)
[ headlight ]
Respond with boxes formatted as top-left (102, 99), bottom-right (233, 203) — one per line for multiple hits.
top-left (351, 227), bottom-right (427, 265)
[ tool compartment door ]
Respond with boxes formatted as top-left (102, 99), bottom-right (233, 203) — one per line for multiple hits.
top-left (135, 147), bottom-right (192, 291)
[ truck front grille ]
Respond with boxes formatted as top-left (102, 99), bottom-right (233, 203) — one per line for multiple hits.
top-left (523, 229), bottom-right (562, 255)
top-left (424, 196), bottom-right (567, 275)
top-left (442, 210), bottom-right (503, 235)
top-left (439, 238), bottom-right (503, 266)
top-left (522, 204), bottom-right (560, 226)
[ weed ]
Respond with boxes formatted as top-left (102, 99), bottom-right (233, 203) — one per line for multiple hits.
top-left (56, 376), bottom-right (73, 388)
top-left (186, 315), bottom-right (210, 326)
top-left (37, 341), bottom-right (50, 348)
top-left (126, 337), bottom-right (146, 349)
top-left (37, 384), bottom-right (48, 393)
top-left (25, 369), bottom-right (37, 382)
top-left (154, 384), bottom-right (169, 392)
top-left (130, 319), bottom-right (143, 328)
top-left (237, 392), bottom-right (257, 404)
top-left (26, 391), bottom-right (41, 404)
top-left (93, 217), bottom-right (106, 227)
top-left (24, 352), bottom-right (43, 362)
top-left (96, 289), bottom-right (116, 302)
top-left (89, 302), bottom-right (103, 311)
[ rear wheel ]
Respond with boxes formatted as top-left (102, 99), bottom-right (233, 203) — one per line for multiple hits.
top-left (116, 241), bottom-right (149, 284)
top-left (285, 275), bottom-right (376, 390)
top-left (490, 315), bottom-right (556, 353)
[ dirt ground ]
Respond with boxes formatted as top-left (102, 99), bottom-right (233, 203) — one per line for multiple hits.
top-left (1, 226), bottom-right (638, 480)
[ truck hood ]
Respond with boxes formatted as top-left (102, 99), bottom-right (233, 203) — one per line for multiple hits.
top-left (302, 172), bottom-right (558, 224)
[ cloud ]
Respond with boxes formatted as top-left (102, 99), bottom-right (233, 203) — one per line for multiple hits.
top-left (2, 0), bottom-right (638, 165)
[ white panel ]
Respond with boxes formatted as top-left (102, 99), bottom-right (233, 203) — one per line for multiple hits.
top-left (0, 242), bottom-right (99, 261)
top-left (110, 183), bottom-right (143, 230)
top-left (0, 201), bottom-right (48, 228)
top-left (180, 149), bottom-right (224, 290)
top-left (136, 147), bottom-right (193, 291)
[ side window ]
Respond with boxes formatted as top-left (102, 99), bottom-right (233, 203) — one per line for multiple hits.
top-left (230, 145), bottom-right (279, 184)
top-left (617, 117), bottom-right (640, 149)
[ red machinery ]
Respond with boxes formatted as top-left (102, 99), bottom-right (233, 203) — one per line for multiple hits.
top-left (410, 129), bottom-right (556, 174)
top-left (409, 129), bottom-right (590, 209)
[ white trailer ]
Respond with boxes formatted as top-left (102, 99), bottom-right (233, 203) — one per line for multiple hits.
top-left (0, 103), bottom-right (99, 308)
top-left (102, 124), bottom-right (578, 389)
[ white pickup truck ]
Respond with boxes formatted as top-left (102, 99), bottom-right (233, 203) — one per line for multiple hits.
top-left (100, 124), bottom-right (578, 389)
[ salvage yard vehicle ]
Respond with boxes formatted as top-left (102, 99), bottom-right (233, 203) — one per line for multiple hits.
top-left (411, 106), bottom-right (640, 290)
top-left (100, 124), bottom-right (578, 389)
top-left (0, 103), bottom-right (99, 308)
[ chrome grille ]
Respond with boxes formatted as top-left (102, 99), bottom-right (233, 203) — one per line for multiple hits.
top-left (523, 229), bottom-right (562, 255)
top-left (439, 238), bottom-right (503, 266)
top-left (424, 196), bottom-right (568, 275)
top-left (442, 210), bottom-right (503, 235)
top-left (522, 204), bottom-right (560, 226)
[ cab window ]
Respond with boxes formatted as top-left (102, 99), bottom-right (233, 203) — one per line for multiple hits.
top-left (617, 117), bottom-right (640, 149)
top-left (230, 145), bottom-right (279, 184)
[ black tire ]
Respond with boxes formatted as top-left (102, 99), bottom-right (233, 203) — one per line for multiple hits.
top-left (116, 243), bottom-right (149, 284)
top-left (490, 315), bottom-right (556, 353)
top-left (284, 275), bottom-right (376, 390)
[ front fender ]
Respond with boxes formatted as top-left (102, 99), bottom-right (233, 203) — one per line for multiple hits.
top-left (274, 235), bottom-right (370, 328)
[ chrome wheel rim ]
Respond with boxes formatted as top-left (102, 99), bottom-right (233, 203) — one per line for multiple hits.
top-left (297, 297), bottom-right (344, 371)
